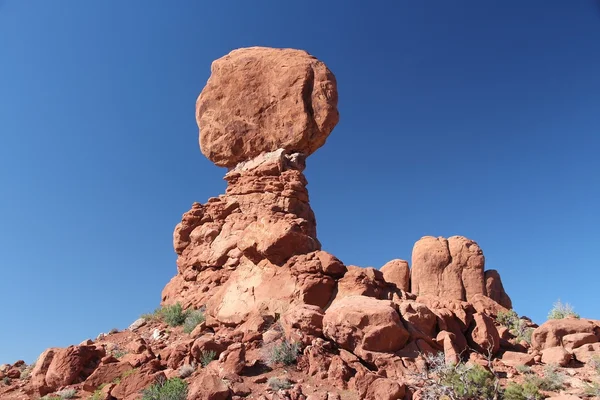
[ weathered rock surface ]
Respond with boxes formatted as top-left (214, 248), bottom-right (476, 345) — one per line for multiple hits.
top-left (380, 259), bottom-right (410, 291)
top-left (197, 47), bottom-right (339, 168)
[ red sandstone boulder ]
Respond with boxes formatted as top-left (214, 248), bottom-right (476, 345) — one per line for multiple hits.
top-left (281, 304), bottom-right (324, 345)
top-left (335, 266), bottom-right (390, 300)
top-left (397, 301), bottom-right (437, 336)
top-left (365, 378), bottom-right (405, 400)
top-left (411, 236), bottom-right (486, 302)
top-left (196, 47), bottom-right (339, 168)
top-left (500, 351), bottom-right (535, 368)
top-left (380, 259), bottom-right (410, 292)
top-left (44, 345), bottom-right (105, 391)
top-left (83, 361), bottom-right (133, 392)
top-left (188, 370), bottom-right (231, 400)
top-left (484, 269), bottom-right (512, 309)
top-left (541, 346), bottom-right (571, 366)
top-left (572, 342), bottom-right (600, 363)
top-left (322, 295), bottom-right (409, 358)
top-left (468, 313), bottom-right (500, 355)
top-left (562, 332), bottom-right (598, 351)
top-left (531, 318), bottom-right (600, 350)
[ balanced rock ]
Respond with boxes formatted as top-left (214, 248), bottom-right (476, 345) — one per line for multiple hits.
top-left (197, 47), bottom-right (339, 167)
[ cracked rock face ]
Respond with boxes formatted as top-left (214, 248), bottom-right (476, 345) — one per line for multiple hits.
top-left (196, 47), bottom-right (339, 168)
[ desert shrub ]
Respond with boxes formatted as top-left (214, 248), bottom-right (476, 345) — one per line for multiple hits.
top-left (141, 376), bottom-right (188, 400)
top-left (2, 376), bottom-right (11, 385)
top-left (590, 355), bottom-right (600, 375)
top-left (122, 368), bottom-right (137, 378)
top-left (183, 309), bottom-right (205, 334)
top-left (496, 310), bottom-right (534, 344)
top-left (160, 303), bottom-right (189, 327)
top-left (109, 328), bottom-right (119, 334)
top-left (538, 364), bottom-right (565, 391)
top-left (268, 377), bottom-right (292, 391)
top-left (266, 340), bottom-right (301, 367)
top-left (548, 299), bottom-right (580, 320)
top-left (416, 352), bottom-right (500, 400)
top-left (56, 388), bottom-right (77, 399)
top-left (515, 364), bottom-right (532, 374)
top-left (584, 381), bottom-right (600, 397)
top-left (111, 348), bottom-right (128, 359)
top-left (178, 363), bottom-right (195, 378)
top-left (141, 307), bottom-right (163, 321)
top-left (200, 350), bottom-right (217, 367)
top-left (503, 378), bottom-right (544, 400)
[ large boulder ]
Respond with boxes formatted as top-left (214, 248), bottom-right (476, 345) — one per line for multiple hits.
top-left (322, 295), bottom-right (409, 358)
top-left (411, 236), bottom-right (486, 302)
top-left (531, 318), bottom-right (600, 351)
top-left (197, 47), bottom-right (339, 168)
top-left (44, 345), bottom-right (105, 392)
top-left (484, 269), bottom-right (512, 309)
top-left (380, 259), bottom-right (410, 291)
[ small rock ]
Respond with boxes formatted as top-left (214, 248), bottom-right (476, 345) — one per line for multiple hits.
top-left (128, 318), bottom-right (146, 331)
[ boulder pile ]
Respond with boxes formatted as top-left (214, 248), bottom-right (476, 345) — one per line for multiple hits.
top-left (2, 47), bottom-right (599, 400)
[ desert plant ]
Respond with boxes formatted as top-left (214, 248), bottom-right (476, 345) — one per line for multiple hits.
top-left (503, 378), bottom-right (544, 400)
top-left (121, 368), bottom-right (137, 378)
top-left (2, 376), bottom-right (11, 385)
top-left (56, 388), bottom-right (77, 399)
top-left (265, 340), bottom-right (301, 367)
top-left (548, 299), bottom-right (580, 320)
top-left (590, 355), bottom-right (600, 375)
top-left (183, 309), bottom-right (205, 334)
top-left (496, 310), bottom-right (534, 344)
top-left (538, 364), bottom-right (566, 391)
top-left (141, 376), bottom-right (188, 400)
top-left (268, 377), bottom-right (292, 391)
top-left (178, 363), bottom-right (195, 378)
top-left (160, 303), bottom-right (189, 327)
top-left (109, 328), bottom-right (119, 334)
top-left (111, 347), bottom-right (128, 359)
top-left (200, 350), bottom-right (217, 367)
top-left (414, 352), bottom-right (500, 400)
top-left (141, 307), bottom-right (163, 321)
top-left (584, 381), bottom-right (600, 397)
top-left (515, 364), bottom-right (532, 374)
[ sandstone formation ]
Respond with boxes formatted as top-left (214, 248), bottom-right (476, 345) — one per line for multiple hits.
top-left (3, 47), bottom-right (598, 400)
top-left (196, 47), bottom-right (339, 167)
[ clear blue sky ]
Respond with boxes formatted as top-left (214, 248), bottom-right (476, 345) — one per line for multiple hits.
top-left (1, 1), bottom-right (599, 364)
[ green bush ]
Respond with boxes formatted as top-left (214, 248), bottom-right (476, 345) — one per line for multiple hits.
top-left (538, 365), bottom-right (565, 391)
top-left (141, 377), bottom-right (188, 400)
top-left (183, 309), bottom-right (205, 334)
top-left (266, 340), bottom-right (301, 367)
top-left (56, 388), bottom-right (77, 399)
top-left (2, 376), bottom-right (11, 385)
top-left (416, 352), bottom-right (500, 400)
top-left (268, 377), bottom-right (292, 391)
top-left (584, 381), bottom-right (600, 398)
top-left (200, 350), bottom-right (217, 367)
top-left (547, 299), bottom-right (580, 320)
top-left (161, 303), bottom-right (189, 327)
top-left (496, 310), bottom-right (534, 344)
top-left (504, 378), bottom-right (544, 400)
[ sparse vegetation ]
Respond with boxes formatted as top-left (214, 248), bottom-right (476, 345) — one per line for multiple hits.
top-left (89, 384), bottom-right (107, 400)
top-left (268, 377), bottom-right (292, 391)
top-left (413, 352), bottom-right (500, 400)
top-left (539, 364), bottom-right (566, 391)
top-left (2, 376), bottom-right (11, 385)
top-left (590, 355), bottom-right (600, 375)
top-left (56, 388), bottom-right (77, 399)
top-left (183, 309), bottom-right (205, 334)
top-left (515, 364), bottom-right (532, 374)
top-left (122, 368), bottom-right (137, 378)
top-left (503, 378), bottom-right (544, 400)
top-left (547, 299), bottom-right (580, 320)
top-left (141, 376), bottom-right (188, 400)
top-left (496, 310), bottom-right (534, 344)
top-left (109, 328), bottom-right (119, 334)
top-left (200, 350), bottom-right (217, 367)
top-left (265, 340), bottom-right (301, 367)
top-left (178, 363), bottom-right (196, 378)
top-left (110, 346), bottom-right (128, 359)
top-left (584, 381), bottom-right (600, 398)
top-left (161, 303), bottom-right (189, 326)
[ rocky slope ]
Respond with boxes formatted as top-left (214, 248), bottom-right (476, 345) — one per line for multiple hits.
top-left (2, 47), bottom-right (599, 400)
